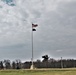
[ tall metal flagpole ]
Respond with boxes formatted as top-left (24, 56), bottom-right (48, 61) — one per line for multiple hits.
top-left (30, 23), bottom-right (38, 69)
top-left (31, 24), bottom-right (34, 69)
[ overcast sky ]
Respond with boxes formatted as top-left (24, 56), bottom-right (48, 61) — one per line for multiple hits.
top-left (0, 0), bottom-right (76, 61)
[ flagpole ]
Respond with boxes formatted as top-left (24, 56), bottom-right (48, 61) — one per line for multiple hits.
top-left (32, 25), bottom-right (34, 69)
top-left (30, 24), bottom-right (34, 69)
top-left (30, 23), bottom-right (38, 69)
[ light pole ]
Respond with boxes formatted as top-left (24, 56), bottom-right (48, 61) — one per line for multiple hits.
top-left (61, 57), bottom-right (63, 68)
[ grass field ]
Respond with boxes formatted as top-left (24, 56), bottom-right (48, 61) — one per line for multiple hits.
top-left (0, 68), bottom-right (76, 75)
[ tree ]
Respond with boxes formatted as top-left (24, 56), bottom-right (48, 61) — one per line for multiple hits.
top-left (12, 61), bottom-right (16, 69)
top-left (42, 55), bottom-right (49, 62)
top-left (15, 59), bottom-right (22, 69)
top-left (0, 61), bottom-right (4, 69)
top-left (4, 60), bottom-right (11, 69)
top-left (42, 55), bottom-right (49, 68)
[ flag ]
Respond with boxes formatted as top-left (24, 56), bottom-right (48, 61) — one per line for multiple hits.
top-left (32, 29), bottom-right (36, 31)
top-left (32, 23), bottom-right (38, 31)
top-left (32, 24), bottom-right (38, 27)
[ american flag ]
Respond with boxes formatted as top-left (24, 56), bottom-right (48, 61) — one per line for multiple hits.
top-left (32, 24), bottom-right (38, 27)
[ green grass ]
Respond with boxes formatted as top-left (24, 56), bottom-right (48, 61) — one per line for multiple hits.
top-left (0, 68), bottom-right (76, 75)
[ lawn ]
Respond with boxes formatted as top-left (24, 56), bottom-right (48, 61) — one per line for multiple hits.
top-left (0, 68), bottom-right (76, 75)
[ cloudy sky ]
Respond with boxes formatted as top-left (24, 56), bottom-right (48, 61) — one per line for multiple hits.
top-left (0, 0), bottom-right (76, 61)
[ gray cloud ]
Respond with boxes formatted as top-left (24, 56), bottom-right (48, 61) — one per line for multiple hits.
top-left (0, 0), bottom-right (76, 61)
top-left (34, 0), bottom-right (76, 59)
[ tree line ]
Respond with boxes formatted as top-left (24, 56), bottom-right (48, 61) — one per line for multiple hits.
top-left (0, 55), bottom-right (76, 69)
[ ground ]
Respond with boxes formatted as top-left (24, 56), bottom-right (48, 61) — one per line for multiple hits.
top-left (0, 68), bottom-right (76, 75)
